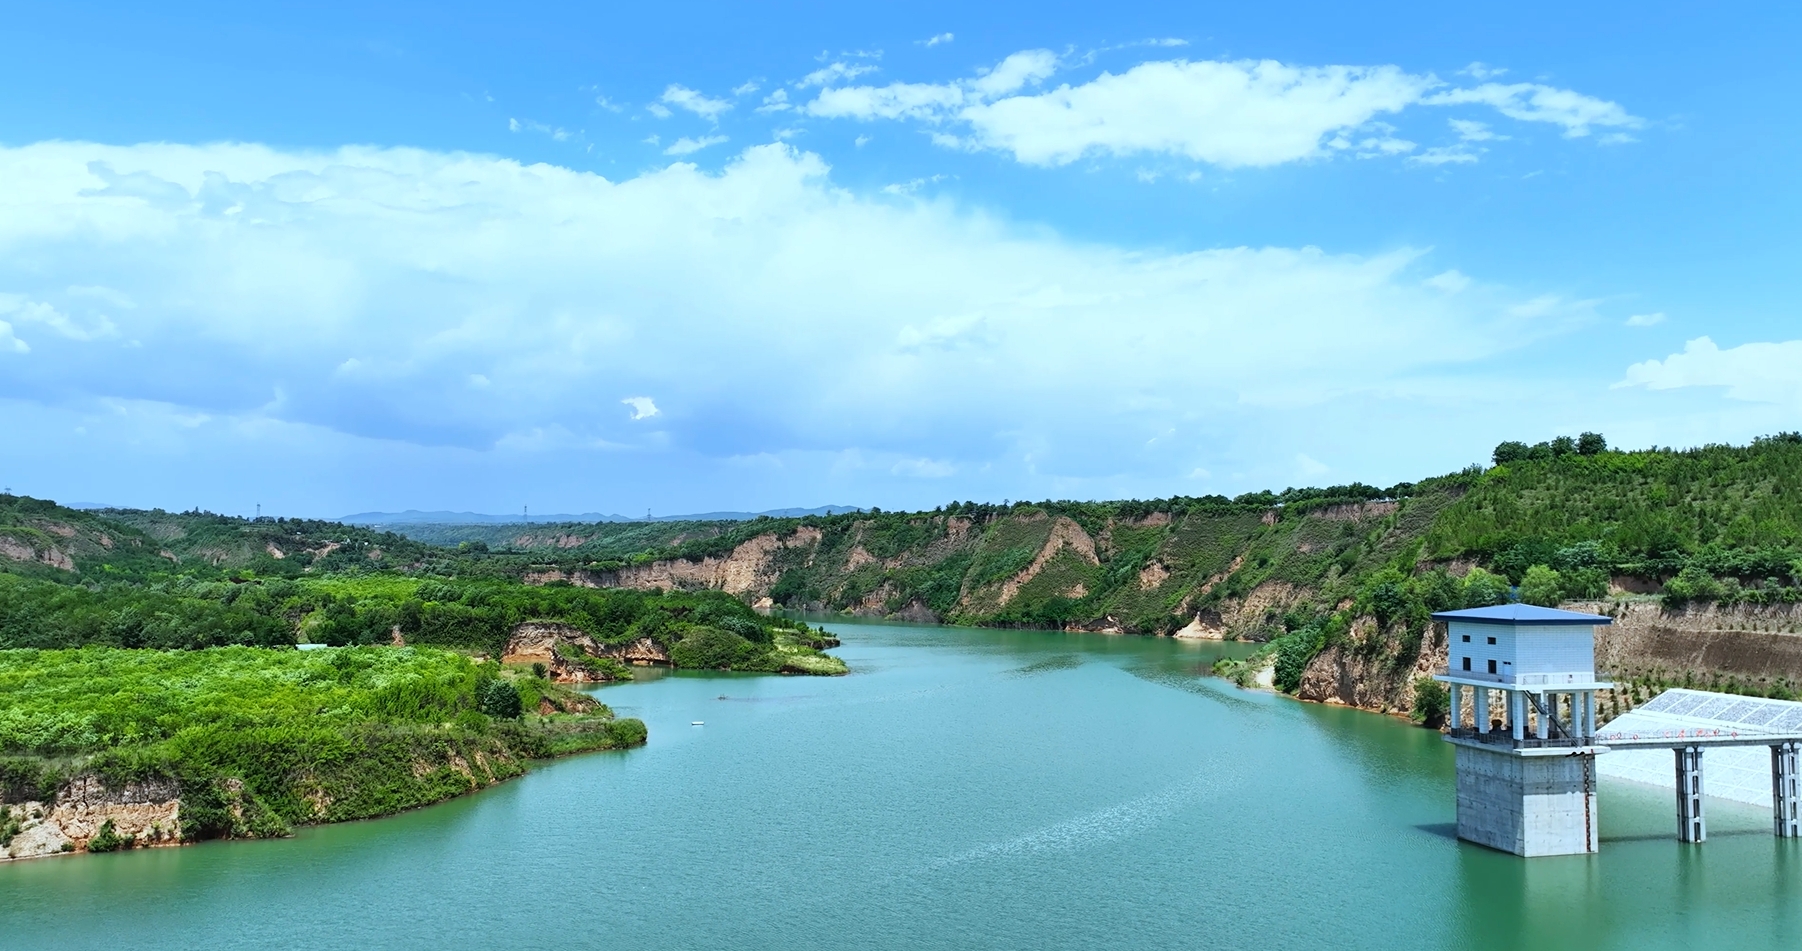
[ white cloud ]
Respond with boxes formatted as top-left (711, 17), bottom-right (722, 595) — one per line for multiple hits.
top-left (964, 59), bottom-right (1428, 167)
top-left (801, 50), bottom-right (1641, 168)
top-left (732, 80), bottom-right (761, 96)
top-left (1459, 62), bottom-right (1508, 80)
top-left (622, 396), bottom-right (661, 420)
top-left (661, 85), bottom-right (732, 121)
top-left (664, 135), bottom-right (728, 155)
top-left (1617, 337), bottom-right (1802, 406)
top-left (1421, 82), bottom-right (1641, 137)
top-left (798, 62), bottom-right (880, 89)
top-left (1424, 270), bottom-right (1472, 293)
top-left (508, 118), bottom-right (572, 141)
top-left (646, 103), bottom-right (673, 119)
top-left (892, 457), bottom-right (956, 477)
top-left (1625, 312), bottom-right (1666, 327)
top-left (0, 320), bottom-right (27, 354)
top-left (0, 294), bottom-right (117, 341)
top-left (0, 139), bottom-right (1595, 477)
top-left (1449, 119), bottom-right (1504, 142)
top-left (967, 50), bottom-right (1060, 99)
top-left (921, 33), bottom-right (954, 47)
top-left (807, 81), bottom-right (968, 120)
top-left (854, 134), bottom-right (871, 147)
top-left (881, 174), bottom-right (947, 195)
top-left (1411, 145), bottom-right (1480, 165)
top-left (757, 89), bottom-right (792, 113)
top-left (594, 95), bottom-right (623, 113)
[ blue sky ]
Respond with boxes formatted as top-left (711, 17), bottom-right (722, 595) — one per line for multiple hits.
top-left (1, 2), bottom-right (1797, 518)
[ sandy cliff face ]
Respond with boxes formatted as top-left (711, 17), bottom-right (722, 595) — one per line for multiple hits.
top-left (3, 776), bottom-right (182, 861)
top-left (500, 622), bottom-right (668, 681)
top-left (1296, 621), bottom-right (1447, 715)
top-left (994, 516), bottom-right (1099, 608)
top-left (1585, 600), bottom-right (1802, 683)
top-left (0, 534), bottom-right (75, 571)
top-left (536, 528), bottom-right (823, 596)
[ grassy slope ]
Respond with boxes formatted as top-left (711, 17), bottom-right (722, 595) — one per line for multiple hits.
top-left (0, 646), bottom-right (644, 840)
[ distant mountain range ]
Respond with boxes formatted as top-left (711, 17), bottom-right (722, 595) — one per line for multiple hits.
top-left (338, 505), bottom-right (866, 526)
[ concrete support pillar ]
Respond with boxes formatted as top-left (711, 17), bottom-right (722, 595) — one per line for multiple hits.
top-left (1583, 691), bottom-right (1596, 739)
top-left (1774, 742), bottom-right (1801, 838)
top-left (1511, 691), bottom-right (1525, 742)
top-left (1535, 692), bottom-right (1550, 741)
top-left (1677, 746), bottom-right (1706, 843)
top-left (1448, 683), bottom-right (1463, 730)
top-left (1475, 688), bottom-right (1490, 734)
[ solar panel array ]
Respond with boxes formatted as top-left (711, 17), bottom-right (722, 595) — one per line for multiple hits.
top-left (1619, 688), bottom-right (1802, 735)
top-left (1596, 689), bottom-right (1802, 806)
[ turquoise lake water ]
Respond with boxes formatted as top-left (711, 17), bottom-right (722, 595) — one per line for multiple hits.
top-left (3, 620), bottom-right (1799, 950)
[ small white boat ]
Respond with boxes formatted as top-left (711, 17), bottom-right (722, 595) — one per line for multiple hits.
top-left (691, 720), bottom-right (705, 726)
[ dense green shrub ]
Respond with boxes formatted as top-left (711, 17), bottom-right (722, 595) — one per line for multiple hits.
top-left (1563, 566), bottom-right (1610, 599)
top-left (85, 818), bottom-right (130, 852)
top-left (669, 628), bottom-right (762, 669)
top-left (1518, 565), bottom-right (1564, 607)
top-left (1460, 568), bottom-right (1512, 608)
top-left (1662, 566), bottom-right (1725, 607)
top-left (1271, 617), bottom-right (1343, 694)
top-left (476, 680), bottom-right (522, 719)
top-left (1411, 677), bottom-right (1449, 728)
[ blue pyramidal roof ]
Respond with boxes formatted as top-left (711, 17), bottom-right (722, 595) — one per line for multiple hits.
top-left (1431, 603), bottom-right (1613, 626)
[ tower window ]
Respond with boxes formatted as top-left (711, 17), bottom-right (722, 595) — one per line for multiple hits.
top-left (1461, 634), bottom-right (1470, 642)
top-left (1486, 636), bottom-right (1497, 645)
top-left (1462, 657), bottom-right (1471, 671)
top-left (1487, 659), bottom-right (1498, 674)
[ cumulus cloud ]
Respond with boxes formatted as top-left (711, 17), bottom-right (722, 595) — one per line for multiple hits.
top-left (800, 50), bottom-right (1641, 168)
top-left (798, 62), bottom-right (880, 89)
top-left (622, 396), bottom-right (660, 419)
top-left (0, 140), bottom-right (1591, 482)
top-left (892, 457), bottom-right (956, 477)
top-left (921, 33), bottom-right (954, 47)
top-left (0, 320), bottom-right (27, 354)
top-left (1617, 337), bottom-right (1802, 406)
top-left (1420, 82), bottom-right (1640, 138)
top-left (0, 294), bottom-right (116, 341)
top-left (757, 89), bottom-right (792, 113)
top-left (509, 118), bottom-right (572, 141)
top-left (664, 135), bottom-right (728, 155)
top-left (661, 85), bottom-right (732, 122)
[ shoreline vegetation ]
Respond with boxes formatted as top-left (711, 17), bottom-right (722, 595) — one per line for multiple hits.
top-left (1, 645), bottom-right (644, 860)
